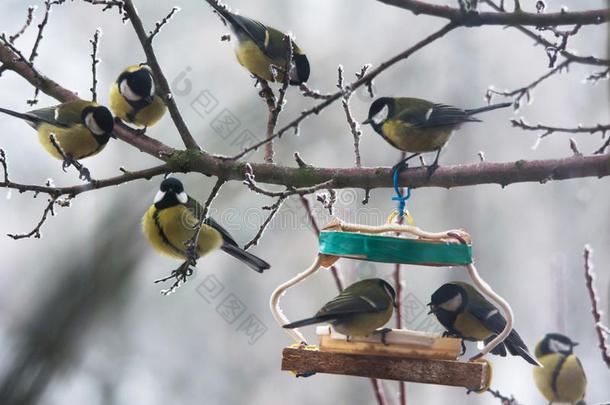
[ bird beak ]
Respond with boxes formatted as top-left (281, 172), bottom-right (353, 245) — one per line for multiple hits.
top-left (362, 118), bottom-right (371, 125)
top-left (572, 342), bottom-right (579, 346)
top-left (427, 303), bottom-right (437, 315)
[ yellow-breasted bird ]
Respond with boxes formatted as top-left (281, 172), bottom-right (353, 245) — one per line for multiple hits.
top-left (109, 64), bottom-right (166, 128)
top-left (363, 97), bottom-right (511, 175)
top-left (428, 282), bottom-right (540, 366)
top-left (283, 278), bottom-right (396, 338)
top-left (533, 333), bottom-right (587, 405)
top-left (142, 177), bottom-right (270, 273)
top-left (205, 1), bottom-right (310, 85)
top-left (0, 100), bottom-right (114, 160)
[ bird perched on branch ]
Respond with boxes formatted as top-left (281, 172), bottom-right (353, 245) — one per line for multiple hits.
top-left (142, 177), bottom-right (270, 273)
top-left (283, 278), bottom-right (396, 340)
top-left (363, 97), bottom-right (511, 176)
top-left (109, 64), bottom-right (166, 129)
top-left (533, 333), bottom-right (587, 405)
top-left (205, 0), bottom-right (310, 85)
top-left (428, 282), bottom-right (540, 366)
top-left (0, 100), bottom-right (114, 161)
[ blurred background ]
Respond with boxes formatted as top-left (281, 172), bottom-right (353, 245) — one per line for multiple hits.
top-left (0, 0), bottom-right (608, 404)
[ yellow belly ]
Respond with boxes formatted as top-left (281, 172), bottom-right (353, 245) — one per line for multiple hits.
top-left (533, 354), bottom-right (587, 403)
top-left (453, 312), bottom-right (493, 341)
top-left (37, 123), bottom-right (104, 160)
top-left (235, 40), bottom-right (284, 82)
top-left (381, 120), bottom-right (452, 153)
top-left (142, 205), bottom-right (224, 260)
top-left (332, 306), bottom-right (393, 337)
top-left (109, 83), bottom-right (166, 127)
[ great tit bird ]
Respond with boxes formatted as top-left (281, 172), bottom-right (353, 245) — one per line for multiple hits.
top-left (363, 97), bottom-right (511, 175)
top-left (533, 333), bottom-right (587, 404)
top-left (283, 278), bottom-right (396, 338)
top-left (109, 64), bottom-right (166, 128)
top-left (0, 100), bottom-right (114, 160)
top-left (428, 282), bottom-right (540, 366)
top-left (142, 177), bottom-right (270, 273)
top-left (205, 1), bottom-right (310, 85)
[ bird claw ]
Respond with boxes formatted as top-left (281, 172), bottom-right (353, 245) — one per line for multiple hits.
top-left (373, 328), bottom-right (393, 345)
top-left (154, 261), bottom-right (195, 295)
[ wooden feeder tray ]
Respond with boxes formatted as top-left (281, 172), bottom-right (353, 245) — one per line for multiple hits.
top-left (270, 217), bottom-right (511, 390)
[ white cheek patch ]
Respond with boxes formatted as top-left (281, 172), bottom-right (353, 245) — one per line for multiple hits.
top-left (177, 192), bottom-right (188, 204)
top-left (154, 190), bottom-right (166, 204)
top-left (440, 294), bottom-right (462, 312)
top-left (549, 339), bottom-right (571, 353)
top-left (120, 79), bottom-right (142, 101)
top-left (288, 60), bottom-right (299, 82)
top-left (85, 113), bottom-right (105, 135)
top-left (372, 104), bottom-right (389, 125)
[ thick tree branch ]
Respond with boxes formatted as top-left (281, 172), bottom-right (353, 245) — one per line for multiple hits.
top-left (122, 0), bottom-right (201, 150)
top-left (2, 31), bottom-right (609, 192)
top-left (377, 0), bottom-right (609, 26)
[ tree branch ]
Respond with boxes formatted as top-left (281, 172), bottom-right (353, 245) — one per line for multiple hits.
top-left (377, 0), bottom-right (609, 26)
top-left (583, 245), bottom-right (610, 369)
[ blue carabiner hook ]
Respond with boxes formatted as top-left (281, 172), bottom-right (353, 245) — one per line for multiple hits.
top-left (391, 165), bottom-right (411, 218)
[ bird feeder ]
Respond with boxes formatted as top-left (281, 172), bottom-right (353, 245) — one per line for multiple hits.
top-left (270, 217), bottom-right (515, 391)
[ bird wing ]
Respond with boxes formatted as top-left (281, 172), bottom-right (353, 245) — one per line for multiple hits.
top-left (30, 100), bottom-right (95, 128)
top-left (405, 103), bottom-right (474, 128)
top-left (317, 291), bottom-right (389, 318)
top-left (457, 283), bottom-right (508, 335)
top-left (185, 197), bottom-right (238, 247)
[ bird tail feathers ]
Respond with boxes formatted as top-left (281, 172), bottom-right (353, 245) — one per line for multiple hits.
top-left (283, 315), bottom-right (335, 329)
top-left (465, 102), bottom-right (512, 116)
top-left (221, 243), bottom-right (270, 273)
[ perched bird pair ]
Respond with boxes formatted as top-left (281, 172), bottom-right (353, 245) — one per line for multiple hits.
top-left (0, 64), bottom-right (165, 164)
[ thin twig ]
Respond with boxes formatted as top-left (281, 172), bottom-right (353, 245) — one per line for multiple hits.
top-left (243, 196), bottom-right (286, 250)
top-left (26, 0), bottom-right (65, 105)
top-left (147, 6), bottom-right (180, 43)
top-left (9, 6), bottom-right (36, 43)
top-left (487, 59), bottom-right (570, 110)
top-left (482, 388), bottom-right (522, 405)
top-left (299, 83), bottom-right (334, 100)
top-left (49, 134), bottom-right (93, 182)
top-left (583, 245), bottom-right (610, 369)
top-left (89, 28), bottom-right (101, 102)
top-left (511, 119), bottom-right (610, 138)
top-left (338, 65), bottom-right (364, 168)
top-left (6, 197), bottom-right (63, 240)
top-left (81, 0), bottom-right (125, 13)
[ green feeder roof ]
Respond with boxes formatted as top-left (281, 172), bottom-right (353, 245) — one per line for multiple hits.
top-left (319, 231), bottom-right (472, 266)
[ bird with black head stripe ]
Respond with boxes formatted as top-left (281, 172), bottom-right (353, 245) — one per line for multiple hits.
top-left (533, 333), bottom-right (587, 405)
top-left (109, 64), bottom-right (166, 130)
top-left (363, 97), bottom-right (511, 177)
top-left (142, 177), bottom-right (270, 274)
top-left (205, 0), bottom-right (310, 85)
top-left (429, 282), bottom-right (540, 366)
top-left (0, 100), bottom-right (114, 162)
